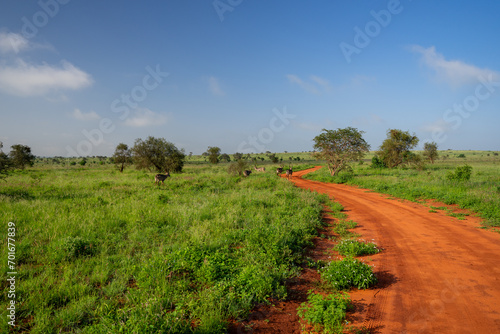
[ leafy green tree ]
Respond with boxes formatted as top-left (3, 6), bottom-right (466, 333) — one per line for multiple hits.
top-left (313, 127), bottom-right (370, 176)
top-left (228, 159), bottom-right (248, 176)
top-left (205, 146), bottom-right (221, 164)
top-left (9, 144), bottom-right (35, 170)
top-left (219, 153), bottom-right (231, 162)
top-left (113, 143), bottom-right (132, 172)
top-left (423, 142), bottom-right (439, 164)
top-left (233, 152), bottom-right (243, 161)
top-left (0, 142), bottom-right (13, 179)
top-left (377, 129), bottom-right (419, 168)
top-left (268, 153), bottom-right (279, 163)
top-left (132, 136), bottom-right (185, 173)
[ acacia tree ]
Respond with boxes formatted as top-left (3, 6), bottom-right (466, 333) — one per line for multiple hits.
top-left (0, 142), bottom-right (13, 179)
top-left (112, 143), bottom-right (132, 172)
top-left (423, 142), bottom-right (439, 164)
top-left (377, 129), bottom-right (419, 168)
top-left (205, 146), bottom-right (221, 164)
top-left (9, 144), bottom-right (35, 170)
top-left (312, 127), bottom-right (370, 176)
top-left (132, 136), bottom-right (185, 173)
top-left (219, 153), bottom-right (231, 162)
top-left (233, 152), bottom-right (243, 161)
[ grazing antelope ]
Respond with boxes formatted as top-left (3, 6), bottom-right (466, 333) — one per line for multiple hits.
top-left (254, 165), bottom-right (265, 172)
top-left (154, 171), bottom-right (170, 186)
top-left (285, 165), bottom-right (293, 179)
top-left (276, 165), bottom-right (284, 176)
top-left (243, 170), bottom-right (252, 177)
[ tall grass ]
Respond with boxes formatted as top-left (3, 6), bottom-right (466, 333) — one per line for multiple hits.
top-left (0, 164), bottom-right (325, 333)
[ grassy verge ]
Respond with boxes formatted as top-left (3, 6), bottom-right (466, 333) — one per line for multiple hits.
top-left (297, 195), bottom-right (377, 334)
top-left (0, 164), bottom-right (325, 333)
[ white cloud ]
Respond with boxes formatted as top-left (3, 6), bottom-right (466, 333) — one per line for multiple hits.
top-left (0, 59), bottom-right (93, 96)
top-left (411, 45), bottom-right (499, 87)
top-left (207, 76), bottom-right (225, 96)
top-left (123, 108), bottom-right (168, 127)
top-left (72, 108), bottom-right (100, 121)
top-left (0, 32), bottom-right (29, 54)
top-left (421, 118), bottom-right (454, 134)
top-left (286, 74), bottom-right (319, 94)
top-left (287, 74), bottom-right (334, 94)
top-left (310, 75), bottom-right (332, 92)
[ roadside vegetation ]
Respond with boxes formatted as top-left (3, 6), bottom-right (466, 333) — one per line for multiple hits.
top-left (305, 150), bottom-right (500, 229)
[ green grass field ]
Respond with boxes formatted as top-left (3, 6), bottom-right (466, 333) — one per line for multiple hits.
top-left (1, 150), bottom-right (499, 332)
top-left (304, 150), bottom-right (500, 229)
top-left (0, 162), bottom-right (325, 333)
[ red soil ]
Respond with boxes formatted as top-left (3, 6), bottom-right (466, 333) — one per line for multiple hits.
top-left (231, 167), bottom-right (500, 333)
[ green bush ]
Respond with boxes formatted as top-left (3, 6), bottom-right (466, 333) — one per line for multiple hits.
top-left (297, 290), bottom-right (352, 334)
top-left (321, 257), bottom-right (377, 290)
top-left (446, 165), bottom-right (472, 181)
top-left (370, 155), bottom-right (386, 168)
top-left (334, 239), bottom-right (379, 257)
top-left (62, 236), bottom-right (98, 259)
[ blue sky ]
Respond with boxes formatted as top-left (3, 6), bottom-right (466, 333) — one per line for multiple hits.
top-left (0, 0), bottom-right (499, 156)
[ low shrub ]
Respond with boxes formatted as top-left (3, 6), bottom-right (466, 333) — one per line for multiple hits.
top-left (446, 165), bottom-right (472, 181)
top-left (297, 290), bottom-right (352, 334)
top-left (321, 257), bottom-right (377, 290)
top-left (334, 239), bottom-right (379, 257)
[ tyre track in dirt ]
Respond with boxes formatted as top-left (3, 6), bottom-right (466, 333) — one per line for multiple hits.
top-left (290, 167), bottom-right (500, 333)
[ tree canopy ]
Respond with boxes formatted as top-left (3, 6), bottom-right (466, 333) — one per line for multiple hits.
top-left (9, 144), bottom-right (35, 170)
top-left (377, 129), bottom-right (419, 168)
top-left (205, 146), bottom-right (221, 164)
top-left (132, 136), bottom-right (185, 173)
top-left (313, 127), bottom-right (370, 176)
top-left (423, 142), bottom-right (439, 164)
top-left (113, 143), bottom-right (132, 172)
top-left (0, 142), bottom-right (13, 179)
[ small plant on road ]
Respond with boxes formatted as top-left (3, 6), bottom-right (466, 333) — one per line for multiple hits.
top-left (297, 290), bottom-right (352, 334)
top-left (321, 257), bottom-right (377, 290)
top-left (335, 239), bottom-right (379, 257)
top-left (333, 220), bottom-right (358, 238)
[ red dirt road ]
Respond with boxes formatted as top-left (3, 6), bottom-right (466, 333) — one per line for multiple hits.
top-left (291, 167), bottom-right (500, 333)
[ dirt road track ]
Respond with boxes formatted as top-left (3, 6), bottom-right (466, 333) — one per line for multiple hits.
top-left (291, 167), bottom-right (500, 333)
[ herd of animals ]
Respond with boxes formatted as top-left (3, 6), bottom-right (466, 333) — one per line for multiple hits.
top-left (154, 165), bottom-right (293, 186)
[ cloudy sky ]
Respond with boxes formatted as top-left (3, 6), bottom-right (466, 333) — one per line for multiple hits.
top-left (1, 1), bottom-right (499, 156)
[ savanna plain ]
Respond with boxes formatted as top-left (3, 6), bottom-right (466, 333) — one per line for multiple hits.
top-left (1, 150), bottom-right (499, 333)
